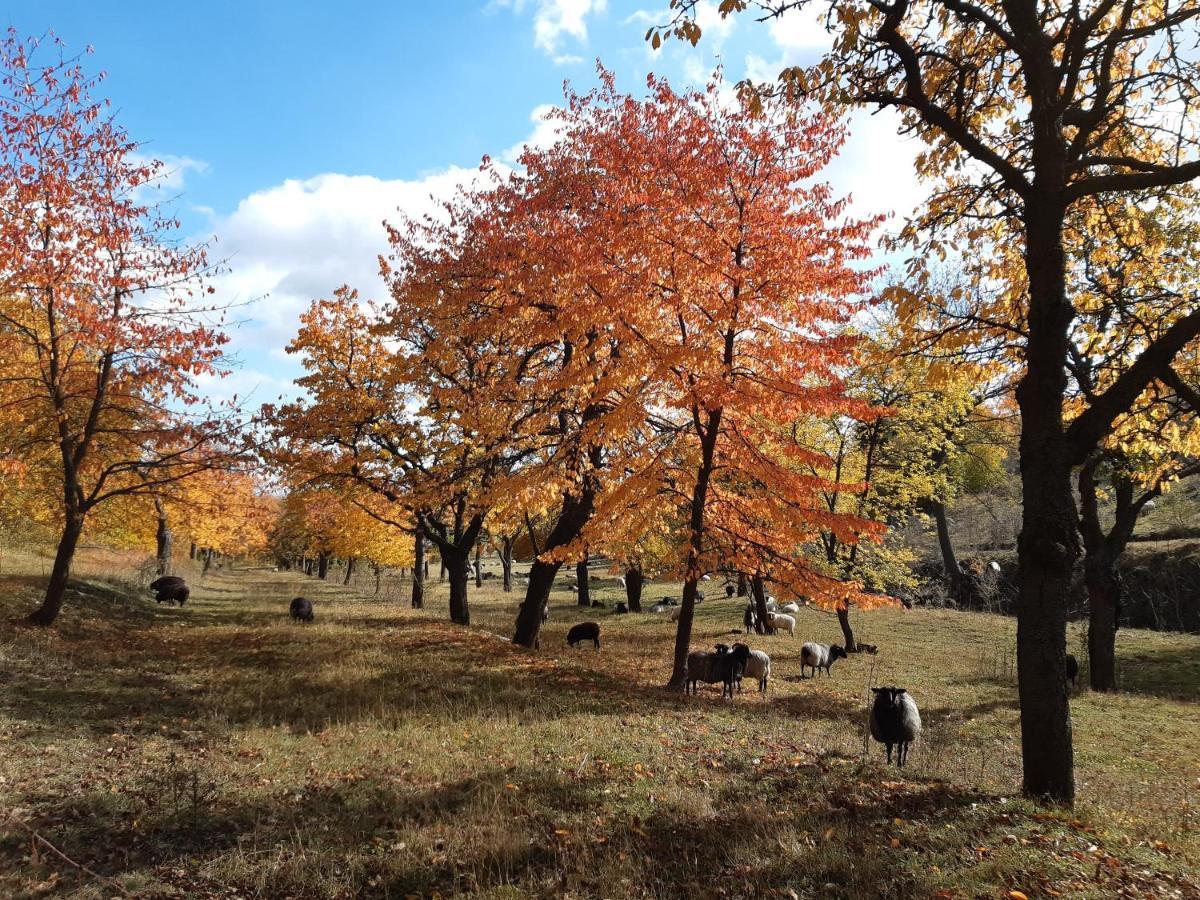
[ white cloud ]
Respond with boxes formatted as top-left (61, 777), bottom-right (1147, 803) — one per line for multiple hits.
top-left (205, 167), bottom-right (492, 401)
top-left (824, 107), bottom-right (927, 230)
top-left (495, 0), bottom-right (608, 55)
top-left (553, 53), bottom-right (586, 65)
top-left (502, 103), bottom-right (564, 163)
top-left (767, 4), bottom-right (832, 55)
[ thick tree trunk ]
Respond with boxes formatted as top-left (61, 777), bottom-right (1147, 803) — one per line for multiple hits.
top-left (736, 571), bottom-right (747, 597)
top-left (202, 548), bottom-right (215, 577)
top-left (513, 486), bottom-right (596, 649)
top-left (372, 561), bottom-right (382, 595)
top-left (27, 512), bottom-right (85, 626)
top-left (500, 536), bottom-right (514, 592)
top-left (1013, 201), bottom-right (1076, 804)
top-left (576, 557), bottom-right (591, 606)
top-left (439, 558), bottom-right (446, 581)
top-left (411, 532), bottom-right (425, 609)
top-left (625, 566), bottom-right (643, 612)
top-left (1084, 559), bottom-right (1119, 691)
top-left (445, 548), bottom-right (470, 625)
top-left (343, 557), bottom-right (355, 586)
top-left (837, 605), bottom-right (855, 650)
top-left (154, 498), bottom-right (173, 577)
top-left (751, 574), bottom-right (773, 635)
top-left (474, 542), bottom-right (483, 588)
top-left (317, 553), bottom-right (329, 580)
top-left (189, 542), bottom-right (197, 560)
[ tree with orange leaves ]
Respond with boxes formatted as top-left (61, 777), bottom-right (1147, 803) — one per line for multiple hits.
top-left (0, 31), bottom-right (238, 625)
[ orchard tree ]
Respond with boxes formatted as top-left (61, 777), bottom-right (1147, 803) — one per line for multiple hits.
top-left (0, 31), bottom-right (237, 625)
top-left (657, 0), bottom-right (1200, 803)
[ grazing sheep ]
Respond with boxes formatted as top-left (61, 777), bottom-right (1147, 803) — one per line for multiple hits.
top-left (669, 606), bottom-right (683, 622)
top-left (732, 643), bottom-right (771, 693)
top-left (870, 687), bottom-right (921, 766)
top-left (695, 590), bottom-right (706, 604)
top-left (149, 576), bottom-right (189, 606)
top-left (591, 599), bottom-right (607, 608)
top-left (799, 641), bottom-right (847, 677)
top-left (743, 605), bottom-right (756, 633)
top-left (725, 584), bottom-right (736, 598)
top-left (766, 612), bottom-right (796, 636)
top-left (289, 596), bottom-right (314, 623)
top-left (615, 601), bottom-right (629, 614)
top-left (1065, 653), bottom-right (1079, 687)
top-left (567, 622), bottom-right (600, 650)
top-left (685, 643), bottom-right (749, 698)
top-left (780, 601), bottom-right (800, 614)
top-left (569, 585), bottom-right (579, 594)
top-left (856, 643), bottom-right (879, 655)
top-left (650, 602), bottom-right (670, 613)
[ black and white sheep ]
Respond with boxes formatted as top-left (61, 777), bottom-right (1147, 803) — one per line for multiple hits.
top-left (743, 605), bottom-right (756, 633)
top-left (149, 575), bottom-right (190, 606)
top-left (725, 583), bottom-right (736, 598)
top-left (731, 643), bottom-right (770, 693)
top-left (289, 596), bottom-right (314, 623)
top-left (567, 622), bottom-right (600, 649)
top-left (799, 641), bottom-right (847, 677)
top-left (870, 687), bottom-right (921, 766)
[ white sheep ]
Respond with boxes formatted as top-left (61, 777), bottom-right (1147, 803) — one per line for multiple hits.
top-left (780, 601), bottom-right (800, 614)
top-left (766, 612), bottom-right (795, 636)
top-left (618, 575), bottom-right (627, 588)
top-left (739, 647), bottom-right (771, 693)
top-left (799, 641), bottom-right (847, 677)
top-left (869, 687), bottom-right (921, 766)
top-left (670, 606), bottom-right (684, 622)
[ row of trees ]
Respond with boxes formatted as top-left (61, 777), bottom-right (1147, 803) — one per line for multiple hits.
top-left (652, 0), bottom-right (1200, 802)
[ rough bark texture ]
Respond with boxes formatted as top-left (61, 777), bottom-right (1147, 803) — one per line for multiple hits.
top-left (474, 543), bottom-right (483, 589)
top-left (154, 498), bottom-right (173, 577)
top-left (411, 532), bottom-right (425, 609)
top-left (751, 574), bottom-right (773, 635)
top-left (1013, 200), bottom-right (1076, 803)
top-left (625, 567), bottom-right (643, 612)
top-left (27, 513), bottom-right (84, 626)
top-left (576, 558), bottom-right (591, 607)
top-left (317, 553), bottom-right (329, 580)
top-left (837, 605), bottom-right (855, 650)
top-left (500, 536), bottom-right (514, 592)
top-left (927, 498), bottom-right (963, 602)
top-left (343, 557), bottom-right (355, 586)
top-left (736, 572), bottom-right (747, 597)
top-left (445, 550), bottom-right (470, 625)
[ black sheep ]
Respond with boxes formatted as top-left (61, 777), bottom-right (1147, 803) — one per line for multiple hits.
top-left (685, 643), bottom-right (749, 698)
top-left (150, 576), bottom-right (189, 606)
top-left (567, 621), bottom-right (600, 649)
top-left (290, 596), bottom-right (314, 623)
top-left (615, 601), bottom-right (629, 614)
top-left (725, 583), bottom-right (736, 598)
top-left (1065, 653), bottom-right (1079, 687)
top-left (870, 687), bottom-right (922, 766)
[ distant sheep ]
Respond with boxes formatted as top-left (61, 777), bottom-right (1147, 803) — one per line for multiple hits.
top-left (289, 596), bottom-right (314, 623)
top-left (567, 622), bottom-right (600, 649)
top-left (541, 603), bottom-right (549, 624)
top-left (732, 643), bottom-right (770, 693)
top-left (743, 605), bottom-right (756, 633)
top-left (766, 612), bottom-right (796, 637)
top-left (780, 601), bottom-right (800, 614)
top-left (799, 641), bottom-right (847, 677)
top-left (1065, 653), bottom-right (1079, 687)
top-left (725, 584), bottom-right (736, 598)
top-left (150, 576), bottom-right (190, 607)
top-left (870, 687), bottom-right (921, 766)
top-left (615, 601), bottom-right (629, 614)
top-left (670, 606), bottom-right (683, 622)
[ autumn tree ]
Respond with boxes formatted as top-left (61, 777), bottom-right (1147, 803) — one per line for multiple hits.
top-left (0, 31), bottom-right (238, 625)
top-left (658, 0), bottom-right (1200, 803)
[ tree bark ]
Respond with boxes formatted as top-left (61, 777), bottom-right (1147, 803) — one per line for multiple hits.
top-left (343, 557), bottom-right (355, 586)
top-left (625, 566), bottom-right (643, 612)
top-left (154, 498), bottom-right (173, 577)
top-left (927, 498), bottom-right (963, 601)
top-left (576, 557), bottom-right (591, 606)
top-left (474, 542), bottom-right (483, 589)
top-left (837, 605), bottom-right (855, 650)
top-left (189, 542), bottom-right (197, 560)
top-left (411, 531), bottom-right (425, 609)
top-left (500, 536), bottom-right (514, 592)
top-left (1013, 199), bottom-right (1076, 804)
top-left (202, 548), bottom-right (215, 577)
top-left (752, 574), bottom-right (773, 635)
top-left (736, 571), bottom-right (747, 597)
top-left (439, 558), bottom-right (446, 581)
top-left (27, 512), bottom-right (84, 626)
top-left (317, 553), bottom-right (329, 580)
top-left (372, 561), bottom-right (382, 595)
top-left (445, 547), bottom-right (471, 625)
top-left (1084, 559), bottom-right (1118, 691)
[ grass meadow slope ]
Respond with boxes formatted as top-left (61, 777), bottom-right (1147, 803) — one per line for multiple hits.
top-left (1, 549), bottom-right (1197, 898)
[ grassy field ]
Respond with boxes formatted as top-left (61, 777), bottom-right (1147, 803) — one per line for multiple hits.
top-left (1, 549), bottom-right (1198, 899)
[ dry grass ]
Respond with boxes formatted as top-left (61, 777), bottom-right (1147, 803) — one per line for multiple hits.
top-left (0, 547), bottom-right (1197, 899)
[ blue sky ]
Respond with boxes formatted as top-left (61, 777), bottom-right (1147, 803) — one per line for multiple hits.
top-left (5, 1), bottom-right (923, 403)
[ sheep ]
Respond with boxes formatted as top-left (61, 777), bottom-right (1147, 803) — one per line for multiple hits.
top-left (1065, 653), bottom-right (1079, 688)
top-left (618, 576), bottom-right (627, 588)
top-left (669, 606), bottom-right (683, 622)
top-left (541, 603), bottom-right (549, 624)
top-left (567, 622), bottom-right (600, 650)
top-left (743, 605), bottom-right (756, 633)
top-left (685, 643), bottom-right (749, 698)
top-left (870, 687), bottom-right (921, 766)
top-left (725, 584), bottom-right (736, 598)
top-left (766, 612), bottom-right (796, 637)
top-left (780, 601), bottom-right (800, 614)
top-left (289, 596), bottom-right (314, 623)
top-left (764, 597), bottom-right (779, 613)
top-left (615, 601), bottom-right (629, 614)
top-left (149, 576), bottom-right (190, 606)
top-left (701, 574), bottom-right (711, 581)
top-left (569, 585), bottom-right (579, 594)
top-left (650, 602), bottom-right (670, 613)
top-left (799, 641), bottom-right (847, 677)
top-left (732, 643), bottom-right (771, 693)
